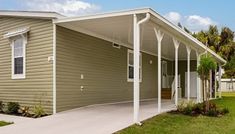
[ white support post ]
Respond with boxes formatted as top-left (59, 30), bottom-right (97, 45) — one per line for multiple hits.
top-left (186, 46), bottom-right (191, 101)
top-left (154, 28), bottom-right (164, 113)
top-left (133, 14), bottom-right (140, 124)
top-left (219, 64), bottom-right (222, 98)
top-left (210, 70), bottom-right (212, 99)
top-left (173, 38), bottom-right (180, 106)
top-left (196, 51), bottom-right (201, 103)
top-left (214, 69), bottom-right (217, 99)
top-left (133, 13), bottom-right (150, 125)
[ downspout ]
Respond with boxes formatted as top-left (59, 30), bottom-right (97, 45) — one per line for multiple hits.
top-left (52, 22), bottom-right (57, 114)
top-left (133, 13), bottom-right (150, 125)
top-left (137, 13), bottom-right (151, 26)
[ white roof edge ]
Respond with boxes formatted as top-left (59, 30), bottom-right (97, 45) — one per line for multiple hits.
top-left (0, 10), bottom-right (64, 19)
top-left (54, 7), bottom-right (226, 64)
top-left (53, 7), bottom-right (150, 23)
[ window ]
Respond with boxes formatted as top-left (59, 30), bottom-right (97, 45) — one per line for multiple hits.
top-left (127, 49), bottom-right (142, 82)
top-left (3, 27), bottom-right (28, 79)
top-left (11, 36), bottom-right (26, 79)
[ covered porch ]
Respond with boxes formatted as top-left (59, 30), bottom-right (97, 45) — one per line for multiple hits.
top-left (54, 8), bottom-right (226, 124)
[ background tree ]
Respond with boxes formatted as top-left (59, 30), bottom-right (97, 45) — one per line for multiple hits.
top-left (193, 26), bottom-right (235, 78)
top-left (224, 56), bottom-right (235, 90)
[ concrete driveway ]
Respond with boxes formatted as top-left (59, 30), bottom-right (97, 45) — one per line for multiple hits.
top-left (0, 99), bottom-right (175, 134)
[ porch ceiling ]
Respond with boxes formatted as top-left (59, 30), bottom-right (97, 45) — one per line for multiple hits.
top-left (54, 8), bottom-right (226, 63)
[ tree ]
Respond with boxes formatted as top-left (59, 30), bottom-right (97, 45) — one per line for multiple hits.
top-left (177, 22), bottom-right (182, 28)
top-left (219, 27), bottom-right (235, 61)
top-left (184, 27), bottom-right (191, 34)
top-left (224, 56), bottom-right (235, 90)
top-left (197, 55), bottom-right (217, 112)
top-left (193, 26), bottom-right (235, 78)
top-left (220, 27), bottom-right (234, 45)
top-left (207, 25), bottom-right (220, 53)
top-left (193, 30), bottom-right (208, 45)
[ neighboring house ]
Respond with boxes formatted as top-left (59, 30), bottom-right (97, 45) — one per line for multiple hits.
top-left (0, 8), bottom-right (226, 123)
top-left (221, 79), bottom-right (235, 92)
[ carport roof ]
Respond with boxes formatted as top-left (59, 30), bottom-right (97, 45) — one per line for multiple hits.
top-left (54, 8), bottom-right (226, 64)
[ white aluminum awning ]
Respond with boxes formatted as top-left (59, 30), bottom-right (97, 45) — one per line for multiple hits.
top-left (54, 8), bottom-right (226, 64)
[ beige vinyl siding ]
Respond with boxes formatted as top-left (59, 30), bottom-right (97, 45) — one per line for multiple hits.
top-left (0, 17), bottom-right (53, 113)
top-left (56, 26), bottom-right (164, 112)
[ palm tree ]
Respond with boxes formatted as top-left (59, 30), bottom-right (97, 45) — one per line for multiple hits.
top-left (197, 55), bottom-right (217, 112)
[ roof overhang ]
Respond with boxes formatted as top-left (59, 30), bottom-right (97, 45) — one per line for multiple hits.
top-left (54, 8), bottom-right (226, 64)
top-left (0, 10), bottom-right (64, 19)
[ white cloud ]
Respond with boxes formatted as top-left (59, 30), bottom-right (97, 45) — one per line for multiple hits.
top-left (22, 0), bottom-right (100, 16)
top-left (184, 15), bottom-right (217, 32)
top-left (164, 12), bottom-right (217, 32)
top-left (164, 12), bottom-right (181, 24)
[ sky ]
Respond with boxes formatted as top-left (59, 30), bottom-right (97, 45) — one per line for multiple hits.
top-left (0, 0), bottom-right (234, 32)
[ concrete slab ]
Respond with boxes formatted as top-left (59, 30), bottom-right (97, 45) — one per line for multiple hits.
top-left (0, 114), bottom-right (33, 124)
top-left (0, 99), bottom-right (176, 134)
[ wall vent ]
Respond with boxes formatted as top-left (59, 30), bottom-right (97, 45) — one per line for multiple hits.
top-left (112, 43), bottom-right (121, 49)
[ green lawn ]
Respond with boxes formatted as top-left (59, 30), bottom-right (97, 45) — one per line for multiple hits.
top-left (220, 92), bottom-right (235, 97)
top-left (117, 93), bottom-right (235, 134)
top-left (0, 121), bottom-right (12, 127)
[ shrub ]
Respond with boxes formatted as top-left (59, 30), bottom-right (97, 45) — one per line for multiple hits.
top-left (183, 106), bottom-right (193, 115)
top-left (19, 106), bottom-right (31, 117)
top-left (187, 100), bottom-right (196, 108)
top-left (6, 102), bottom-right (20, 114)
top-left (209, 102), bottom-right (217, 110)
top-left (177, 100), bottom-right (196, 115)
top-left (221, 107), bottom-right (229, 115)
top-left (0, 101), bottom-right (4, 113)
top-left (175, 100), bottom-right (229, 117)
top-left (184, 100), bottom-right (196, 115)
top-left (33, 105), bottom-right (46, 118)
top-left (207, 109), bottom-right (218, 117)
top-left (177, 101), bottom-right (186, 112)
top-left (192, 103), bottom-right (204, 114)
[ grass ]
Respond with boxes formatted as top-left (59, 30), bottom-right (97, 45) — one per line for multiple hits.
top-left (116, 92), bottom-right (235, 134)
top-left (219, 92), bottom-right (235, 97)
top-left (0, 121), bottom-right (12, 127)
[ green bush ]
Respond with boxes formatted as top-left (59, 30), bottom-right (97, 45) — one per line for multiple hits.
top-left (192, 103), bottom-right (204, 114)
top-left (209, 102), bottom-right (217, 110)
top-left (33, 105), bottom-right (46, 118)
top-left (6, 102), bottom-right (20, 114)
top-left (177, 101), bottom-right (186, 112)
top-left (183, 106), bottom-right (193, 115)
top-left (221, 107), bottom-right (229, 115)
top-left (177, 100), bottom-right (196, 115)
top-left (176, 100), bottom-right (229, 117)
top-left (0, 101), bottom-right (4, 112)
top-left (207, 109), bottom-right (218, 117)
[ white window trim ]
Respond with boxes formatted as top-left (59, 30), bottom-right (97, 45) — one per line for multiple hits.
top-left (11, 34), bottom-right (27, 79)
top-left (127, 49), bottom-right (142, 82)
